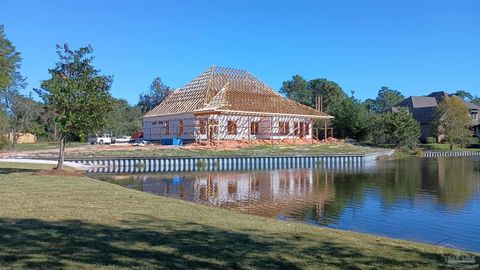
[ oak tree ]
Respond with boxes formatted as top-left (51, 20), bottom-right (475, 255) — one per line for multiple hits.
top-left (435, 96), bottom-right (473, 149)
top-left (36, 44), bottom-right (114, 169)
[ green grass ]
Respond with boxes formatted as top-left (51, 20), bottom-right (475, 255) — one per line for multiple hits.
top-left (0, 163), bottom-right (477, 269)
top-left (421, 143), bottom-right (480, 152)
top-left (5, 141), bottom-right (84, 152)
top-left (69, 143), bottom-right (380, 158)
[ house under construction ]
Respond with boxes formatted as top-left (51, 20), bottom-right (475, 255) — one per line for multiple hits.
top-left (143, 66), bottom-right (333, 143)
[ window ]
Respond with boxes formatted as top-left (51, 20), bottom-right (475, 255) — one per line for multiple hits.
top-left (164, 121), bottom-right (169, 135)
top-left (293, 122), bottom-right (299, 135)
top-left (304, 123), bottom-right (310, 135)
top-left (227, 120), bottom-right (237, 135)
top-left (199, 119), bottom-right (207, 134)
top-left (279, 122), bottom-right (289, 135)
top-left (178, 120), bottom-right (184, 135)
top-left (471, 113), bottom-right (478, 120)
top-left (250, 122), bottom-right (259, 135)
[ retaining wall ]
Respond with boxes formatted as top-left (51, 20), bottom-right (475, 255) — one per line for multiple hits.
top-left (70, 152), bottom-right (391, 174)
top-left (423, 151), bottom-right (480, 158)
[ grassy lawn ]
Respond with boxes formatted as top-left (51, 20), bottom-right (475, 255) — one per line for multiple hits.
top-left (0, 163), bottom-right (476, 269)
top-left (421, 143), bottom-right (480, 152)
top-left (5, 141), bottom-right (84, 152)
top-left (68, 143), bottom-right (381, 158)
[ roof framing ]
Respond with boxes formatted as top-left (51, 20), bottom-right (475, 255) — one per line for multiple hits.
top-left (144, 66), bottom-right (332, 119)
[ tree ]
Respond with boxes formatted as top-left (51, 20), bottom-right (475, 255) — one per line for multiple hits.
top-left (369, 86), bottom-right (404, 113)
top-left (1, 72), bottom-right (28, 143)
top-left (281, 76), bottom-right (346, 114)
top-left (454, 90), bottom-right (473, 101)
top-left (280, 75), bottom-right (310, 106)
top-left (435, 96), bottom-right (473, 150)
top-left (0, 109), bottom-right (8, 149)
top-left (137, 77), bottom-right (171, 114)
top-left (308, 79), bottom-right (347, 114)
top-left (0, 25), bottom-right (21, 90)
top-left (471, 96), bottom-right (480, 106)
top-left (9, 93), bottom-right (42, 149)
top-left (0, 25), bottom-right (22, 147)
top-left (331, 95), bottom-right (373, 140)
top-left (108, 98), bottom-right (142, 136)
top-left (36, 44), bottom-right (114, 169)
top-left (372, 108), bottom-right (421, 149)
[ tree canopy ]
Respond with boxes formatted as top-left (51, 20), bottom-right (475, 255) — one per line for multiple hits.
top-left (36, 44), bottom-right (114, 169)
top-left (368, 86), bottom-right (404, 113)
top-left (0, 25), bottom-right (23, 149)
top-left (138, 77), bottom-right (171, 114)
top-left (331, 96), bottom-right (373, 140)
top-left (281, 76), bottom-right (345, 114)
top-left (0, 25), bottom-right (21, 90)
top-left (454, 90), bottom-right (473, 101)
top-left (435, 96), bottom-right (473, 149)
top-left (372, 108), bottom-right (420, 149)
top-left (108, 98), bottom-right (142, 136)
top-left (308, 79), bottom-right (346, 114)
top-left (280, 75), bottom-right (310, 106)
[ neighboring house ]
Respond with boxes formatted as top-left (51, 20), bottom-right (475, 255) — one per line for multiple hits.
top-left (143, 66), bottom-right (333, 142)
top-left (393, 91), bottom-right (480, 141)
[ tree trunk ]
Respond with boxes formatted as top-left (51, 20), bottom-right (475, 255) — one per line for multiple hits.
top-left (56, 134), bottom-right (65, 170)
top-left (12, 128), bottom-right (17, 151)
top-left (450, 143), bottom-right (453, 150)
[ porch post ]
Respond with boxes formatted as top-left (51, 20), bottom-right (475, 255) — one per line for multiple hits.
top-left (324, 119), bottom-right (328, 139)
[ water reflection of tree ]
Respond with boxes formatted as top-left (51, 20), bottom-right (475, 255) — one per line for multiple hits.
top-left (290, 157), bottom-right (480, 225)
top-left (377, 159), bottom-right (422, 205)
top-left (375, 158), bottom-right (479, 208)
top-left (431, 158), bottom-right (480, 207)
top-left (90, 157), bottom-right (480, 224)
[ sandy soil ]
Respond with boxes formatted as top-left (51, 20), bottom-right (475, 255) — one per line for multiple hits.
top-left (0, 138), bottom-right (346, 159)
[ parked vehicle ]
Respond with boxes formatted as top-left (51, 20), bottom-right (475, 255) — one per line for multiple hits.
top-left (131, 140), bottom-right (150, 147)
top-left (88, 134), bottom-right (113, 145)
top-left (115, 135), bottom-right (132, 143)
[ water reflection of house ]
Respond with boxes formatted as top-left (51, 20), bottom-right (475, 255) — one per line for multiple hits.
top-left (137, 170), bottom-right (335, 219)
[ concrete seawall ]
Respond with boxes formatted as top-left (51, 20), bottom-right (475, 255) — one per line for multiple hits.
top-left (69, 151), bottom-right (392, 174)
top-left (423, 151), bottom-right (480, 158)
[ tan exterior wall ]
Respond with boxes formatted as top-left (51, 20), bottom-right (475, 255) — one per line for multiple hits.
top-left (6, 133), bottom-right (37, 144)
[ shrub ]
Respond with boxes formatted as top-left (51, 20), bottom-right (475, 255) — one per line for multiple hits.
top-left (412, 148), bottom-right (424, 157)
top-left (426, 137), bottom-right (436, 144)
top-left (0, 132), bottom-right (9, 150)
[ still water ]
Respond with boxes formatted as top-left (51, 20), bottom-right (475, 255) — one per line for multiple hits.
top-left (89, 157), bottom-right (480, 252)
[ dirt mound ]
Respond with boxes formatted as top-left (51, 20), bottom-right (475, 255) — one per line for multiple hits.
top-left (32, 169), bottom-right (84, 177)
top-left (183, 138), bottom-right (341, 150)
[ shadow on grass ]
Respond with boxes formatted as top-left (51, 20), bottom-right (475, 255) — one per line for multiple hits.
top-left (0, 216), bottom-right (457, 269)
top-left (0, 168), bottom-right (42, 175)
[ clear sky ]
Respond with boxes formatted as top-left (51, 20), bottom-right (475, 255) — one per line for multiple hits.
top-left (1, 0), bottom-right (479, 104)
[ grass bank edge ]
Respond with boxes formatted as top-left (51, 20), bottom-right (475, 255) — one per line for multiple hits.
top-left (0, 162), bottom-right (477, 270)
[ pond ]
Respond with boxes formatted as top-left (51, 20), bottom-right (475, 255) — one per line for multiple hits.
top-left (89, 157), bottom-right (480, 252)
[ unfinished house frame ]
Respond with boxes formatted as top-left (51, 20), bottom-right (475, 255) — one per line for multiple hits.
top-left (143, 66), bottom-right (333, 144)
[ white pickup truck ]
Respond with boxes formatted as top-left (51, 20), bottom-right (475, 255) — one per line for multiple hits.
top-left (115, 135), bottom-right (132, 143)
top-left (88, 134), bottom-right (113, 145)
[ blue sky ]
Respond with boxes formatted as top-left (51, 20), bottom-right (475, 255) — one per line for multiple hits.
top-left (1, 0), bottom-right (479, 104)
